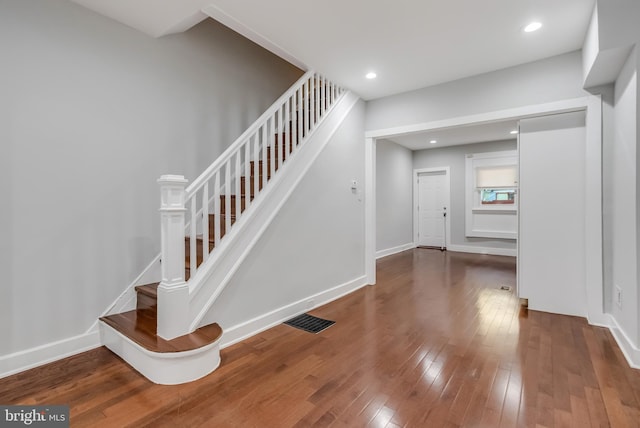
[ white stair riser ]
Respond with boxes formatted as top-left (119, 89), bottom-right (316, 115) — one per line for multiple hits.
top-left (99, 322), bottom-right (220, 385)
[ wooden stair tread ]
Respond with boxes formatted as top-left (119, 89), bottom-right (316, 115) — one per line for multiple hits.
top-left (134, 283), bottom-right (159, 312)
top-left (185, 235), bottom-right (217, 245)
top-left (192, 234), bottom-right (215, 243)
top-left (134, 282), bottom-right (159, 298)
top-left (220, 195), bottom-right (247, 215)
top-left (100, 310), bottom-right (222, 353)
top-left (205, 213), bottom-right (234, 240)
top-left (250, 160), bottom-right (274, 178)
top-left (183, 215), bottom-right (235, 265)
top-left (240, 175), bottom-right (264, 197)
top-left (185, 236), bottom-right (215, 266)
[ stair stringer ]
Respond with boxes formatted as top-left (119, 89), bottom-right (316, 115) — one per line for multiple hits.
top-left (188, 91), bottom-right (360, 331)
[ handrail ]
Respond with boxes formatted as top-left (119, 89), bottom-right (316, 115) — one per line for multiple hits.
top-left (186, 70), bottom-right (315, 196)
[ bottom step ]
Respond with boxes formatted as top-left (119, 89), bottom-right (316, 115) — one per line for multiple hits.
top-left (99, 316), bottom-right (223, 385)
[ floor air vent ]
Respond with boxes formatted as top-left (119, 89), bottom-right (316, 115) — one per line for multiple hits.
top-left (499, 285), bottom-right (512, 292)
top-left (284, 313), bottom-right (335, 334)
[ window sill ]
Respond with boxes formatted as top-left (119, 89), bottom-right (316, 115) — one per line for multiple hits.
top-left (467, 230), bottom-right (518, 239)
top-left (472, 206), bottom-right (517, 213)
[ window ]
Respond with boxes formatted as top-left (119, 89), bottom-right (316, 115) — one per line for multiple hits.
top-left (476, 164), bottom-right (517, 205)
top-left (480, 188), bottom-right (516, 204)
top-left (465, 150), bottom-right (518, 239)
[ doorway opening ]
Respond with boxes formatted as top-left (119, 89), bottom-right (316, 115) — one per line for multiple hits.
top-left (365, 95), bottom-right (603, 324)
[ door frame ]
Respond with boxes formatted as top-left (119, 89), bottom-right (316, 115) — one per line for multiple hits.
top-left (413, 167), bottom-right (451, 249)
top-left (364, 94), bottom-right (604, 326)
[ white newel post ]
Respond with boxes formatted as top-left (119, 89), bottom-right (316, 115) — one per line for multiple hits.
top-left (157, 175), bottom-right (191, 340)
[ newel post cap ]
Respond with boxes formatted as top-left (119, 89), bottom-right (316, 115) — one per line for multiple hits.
top-left (158, 175), bottom-right (189, 209)
top-left (158, 174), bottom-right (188, 185)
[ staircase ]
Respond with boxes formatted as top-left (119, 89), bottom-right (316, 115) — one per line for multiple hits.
top-left (100, 283), bottom-right (222, 352)
top-left (99, 71), bottom-right (351, 384)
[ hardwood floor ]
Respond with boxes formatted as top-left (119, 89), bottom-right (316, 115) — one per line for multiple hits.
top-left (2, 249), bottom-right (640, 427)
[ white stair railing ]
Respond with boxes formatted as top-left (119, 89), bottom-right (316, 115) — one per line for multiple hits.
top-left (156, 71), bottom-right (344, 339)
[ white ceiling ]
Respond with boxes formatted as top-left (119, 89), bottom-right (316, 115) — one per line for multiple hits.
top-left (388, 120), bottom-right (518, 151)
top-left (72, 0), bottom-right (596, 101)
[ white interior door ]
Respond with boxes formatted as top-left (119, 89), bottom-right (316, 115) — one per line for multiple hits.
top-left (518, 111), bottom-right (587, 317)
top-left (418, 171), bottom-right (447, 248)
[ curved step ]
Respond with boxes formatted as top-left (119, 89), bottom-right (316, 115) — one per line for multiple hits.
top-left (99, 310), bottom-right (222, 384)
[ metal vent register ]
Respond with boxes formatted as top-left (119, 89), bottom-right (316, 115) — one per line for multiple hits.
top-left (284, 313), bottom-right (335, 334)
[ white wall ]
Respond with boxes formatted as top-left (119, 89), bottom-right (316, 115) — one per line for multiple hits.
top-left (582, 4), bottom-right (600, 84)
top-left (203, 101), bottom-right (366, 335)
top-left (518, 112), bottom-right (587, 317)
top-left (600, 84), bottom-right (616, 315)
top-left (611, 49), bottom-right (638, 344)
top-left (375, 140), bottom-right (413, 255)
top-left (582, 2), bottom-right (635, 88)
top-left (596, 0), bottom-right (640, 52)
top-left (0, 0), bottom-right (302, 357)
top-left (413, 141), bottom-right (517, 252)
top-left (580, 0), bottom-right (640, 366)
top-left (365, 51), bottom-right (589, 131)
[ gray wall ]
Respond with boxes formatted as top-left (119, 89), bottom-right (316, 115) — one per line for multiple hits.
top-left (376, 140), bottom-right (413, 253)
top-left (600, 83), bottom-right (615, 315)
top-left (585, 0), bottom-right (640, 329)
top-left (413, 140), bottom-right (517, 251)
top-left (609, 49), bottom-right (638, 344)
top-left (0, 0), bottom-right (302, 356)
top-left (205, 101), bottom-right (366, 330)
top-left (592, 1), bottom-right (640, 350)
top-left (366, 51), bottom-right (589, 131)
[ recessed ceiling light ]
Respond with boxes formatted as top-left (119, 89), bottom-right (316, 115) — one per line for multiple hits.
top-left (510, 130), bottom-right (518, 135)
top-left (524, 22), bottom-right (542, 33)
top-left (430, 140), bottom-right (437, 144)
top-left (365, 72), bottom-right (377, 79)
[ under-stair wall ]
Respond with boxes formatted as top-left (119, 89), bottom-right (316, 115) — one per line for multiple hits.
top-left (204, 99), bottom-right (367, 346)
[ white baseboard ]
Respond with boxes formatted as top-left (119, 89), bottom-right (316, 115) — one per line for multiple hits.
top-left (447, 244), bottom-right (517, 257)
top-left (586, 312), bottom-right (613, 329)
top-left (0, 331), bottom-right (101, 379)
top-left (606, 314), bottom-right (640, 369)
top-left (220, 275), bottom-right (368, 349)
top-left (376, 243), bottom-right (416, 259)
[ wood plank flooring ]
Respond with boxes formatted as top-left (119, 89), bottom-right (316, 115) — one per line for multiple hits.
top-left (2, 249), bottom-right (640, 427)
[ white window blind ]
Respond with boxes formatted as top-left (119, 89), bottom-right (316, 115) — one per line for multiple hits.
top-left (475, 165), bottom-right (517, 188)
